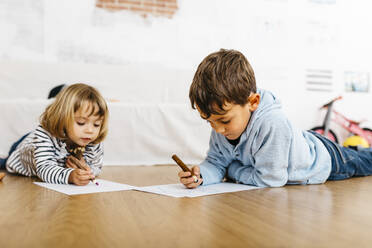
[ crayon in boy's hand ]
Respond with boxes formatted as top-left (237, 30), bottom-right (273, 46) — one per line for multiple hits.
top-left (0, 172), bottom-right (5, 181)
top-left (172, 154), bottom-right (198, 183)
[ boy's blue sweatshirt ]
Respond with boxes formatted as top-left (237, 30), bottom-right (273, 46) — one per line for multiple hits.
top-left (199, 89), bottom-right (332, 187)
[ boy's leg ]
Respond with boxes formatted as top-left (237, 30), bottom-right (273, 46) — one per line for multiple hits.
top-left (310, 131), bottom-right (372, 180)
top-left (327, 146), bottom-right (361, 180)
top-left (346, 148), bottom-right (372, 177)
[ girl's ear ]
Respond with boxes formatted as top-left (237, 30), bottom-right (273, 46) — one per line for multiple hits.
top-left (248, 93), bottom-right (260, 112)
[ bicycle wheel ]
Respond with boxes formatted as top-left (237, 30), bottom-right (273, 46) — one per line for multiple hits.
top-left (362, 127), bottom-right (372, 146)
top-left (310, 126), bottom-right (339, 144)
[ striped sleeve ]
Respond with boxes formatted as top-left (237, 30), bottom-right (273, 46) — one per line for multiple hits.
top-left (84, 143), bottom-right (104, 176)
top-left (6, 144), bottom-right (34, 176)
top-left (33, 127), bottom-right (73, 184)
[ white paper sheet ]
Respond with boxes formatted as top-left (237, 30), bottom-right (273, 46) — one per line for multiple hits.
top-left (33, 179), bottom-right (135, 195)
top-left (136, 183), bottom-right (260, 198)
top-left (34, 180), bottom-right (260, 197)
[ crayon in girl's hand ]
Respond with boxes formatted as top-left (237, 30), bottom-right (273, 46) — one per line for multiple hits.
top-left (91, 178), bottom-right (99, 186)
top-left (68, 144), bottom-right (99, 186)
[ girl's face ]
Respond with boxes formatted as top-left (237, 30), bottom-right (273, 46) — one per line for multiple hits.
top-left (67, 102), bottom-right (103, 147)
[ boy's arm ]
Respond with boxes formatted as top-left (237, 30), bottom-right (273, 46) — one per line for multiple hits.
top-left (199, 131), bottom-right (233, 185)
top-left (229, 118), bottom-right (292, 187)
top-left (33, 129), bottom-right (74, 184)
top-left (84, 143), bottom-right (104, 176)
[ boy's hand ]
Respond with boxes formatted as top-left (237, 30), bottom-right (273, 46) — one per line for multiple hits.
top-left (178, 166), bottom-right (203, 189)
top-left (68, 169), bottom-right (95, 186)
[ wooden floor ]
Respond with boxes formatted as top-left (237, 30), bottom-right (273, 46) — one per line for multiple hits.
top-left (1, 165), bottom-right (372, 248)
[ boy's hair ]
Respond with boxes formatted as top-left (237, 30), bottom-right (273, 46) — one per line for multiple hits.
top-left (189, 49), bottom-right (256, 118)
top-left (40, 83), bottom-right (109, 144)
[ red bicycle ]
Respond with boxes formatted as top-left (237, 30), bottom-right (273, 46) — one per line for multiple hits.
top-left (311, 96), bottom-right (372, 148)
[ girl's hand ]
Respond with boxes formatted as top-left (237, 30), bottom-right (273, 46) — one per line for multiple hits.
top-left (66, 156), bottom-right (94, 186)
top-left (66, 156), bottom-right (78, 169)
top-left (66, 156), bottom-right (91, 172)
top-left (178, 166), bottom-right (203, 189)
top-left (68, 169), bottom-right (95, 186)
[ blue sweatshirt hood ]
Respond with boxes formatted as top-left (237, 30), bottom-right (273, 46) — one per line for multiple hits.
top-left (242, 89), bottom-right (281, 140)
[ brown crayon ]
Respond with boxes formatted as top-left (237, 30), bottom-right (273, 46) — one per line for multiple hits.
top-left (67, 143), bottom-right (99, 186)
top-left (172, 154), bottom-right (198, 183)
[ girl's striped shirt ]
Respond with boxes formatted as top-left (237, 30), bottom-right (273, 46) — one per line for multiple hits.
top-left (6, 125), bottom-right (104, 184)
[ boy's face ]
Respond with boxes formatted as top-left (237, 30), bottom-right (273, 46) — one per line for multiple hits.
top-left (198, 93), bottom-right (260, 140)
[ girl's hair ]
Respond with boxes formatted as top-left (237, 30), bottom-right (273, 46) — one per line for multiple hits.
top-left (189, 49), bottom-right (256, 118)
top-left (40, 83), bottom-right (109, 144)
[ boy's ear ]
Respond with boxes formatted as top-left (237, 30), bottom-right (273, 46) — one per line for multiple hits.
top-left (248, 93), bottom-right (260, 111)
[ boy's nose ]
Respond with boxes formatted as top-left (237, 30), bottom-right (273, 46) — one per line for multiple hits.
top-left (215, 125), bottom-right (225, 134)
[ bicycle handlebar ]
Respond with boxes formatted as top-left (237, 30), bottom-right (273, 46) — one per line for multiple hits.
top-left (321, 96), bottom-right (342, 109)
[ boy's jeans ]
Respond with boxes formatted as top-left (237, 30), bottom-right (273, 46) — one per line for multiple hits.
top-left (0, 133), bottom-right (29, 169)
top-left (310, 131), bottom-right (372, 180)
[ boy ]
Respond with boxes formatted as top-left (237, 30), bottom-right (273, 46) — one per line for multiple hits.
top-left (178, 49), bottom-right (372, 188)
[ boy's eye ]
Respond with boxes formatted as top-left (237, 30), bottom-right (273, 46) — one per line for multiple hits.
top-left (221, 120), bottom-right (230, 124)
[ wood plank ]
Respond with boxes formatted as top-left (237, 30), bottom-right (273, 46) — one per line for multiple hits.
top-left (1, 165), bottom-right (372, 248)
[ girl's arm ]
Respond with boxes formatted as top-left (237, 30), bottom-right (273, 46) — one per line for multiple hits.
top-left (33, 127), bottom-right (74, 184)
top-left (84, 143), bottom-right (104, 176)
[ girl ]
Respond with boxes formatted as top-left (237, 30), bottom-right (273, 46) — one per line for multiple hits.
top-left (0, 83), bottom-right (109, 185)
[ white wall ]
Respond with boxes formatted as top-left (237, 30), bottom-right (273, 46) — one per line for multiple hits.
top-left (1, 0), bottom-right (372, 163)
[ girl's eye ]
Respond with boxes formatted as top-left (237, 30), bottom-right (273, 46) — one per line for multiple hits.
top-left (77, 122), bottom-right (85, 126)
top-left (94, 124), bottom-right (101, 127)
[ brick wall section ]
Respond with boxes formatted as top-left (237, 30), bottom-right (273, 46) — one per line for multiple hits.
top-left (96, 0), bottom-right (178, 18)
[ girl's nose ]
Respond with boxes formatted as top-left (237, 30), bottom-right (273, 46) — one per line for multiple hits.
top-left (86, 125), bottom-right (94, 133)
